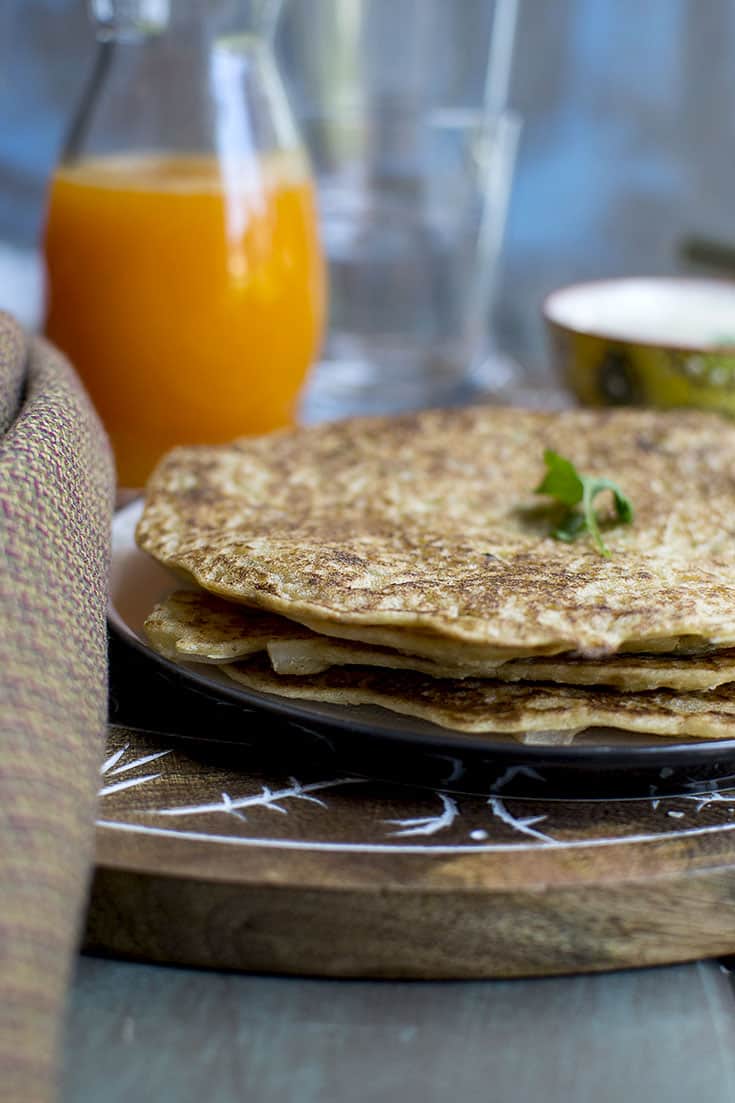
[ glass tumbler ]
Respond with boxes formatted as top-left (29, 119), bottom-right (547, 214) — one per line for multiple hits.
top-left (278, 0), bottom-right (520, 420)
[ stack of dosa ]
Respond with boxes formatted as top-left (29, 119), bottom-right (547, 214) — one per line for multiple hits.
top-left (136, 407), bottom-right (735, 742)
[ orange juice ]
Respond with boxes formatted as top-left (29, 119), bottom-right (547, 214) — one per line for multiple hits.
top-left (44, 152), bottom-right (325, 486)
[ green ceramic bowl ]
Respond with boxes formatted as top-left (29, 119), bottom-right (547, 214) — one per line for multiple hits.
top-left (544, 276), bottom-right (735, 414)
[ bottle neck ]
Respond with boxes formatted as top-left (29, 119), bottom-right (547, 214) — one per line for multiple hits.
top-left (64, 0), bottom-right (296, 164)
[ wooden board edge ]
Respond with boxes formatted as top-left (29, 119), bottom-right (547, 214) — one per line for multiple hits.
top-left (84, 863), bottom-right (735, 979)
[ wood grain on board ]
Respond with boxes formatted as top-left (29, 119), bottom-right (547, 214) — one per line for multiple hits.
top-left (88, 714), bottom-right (735, 979)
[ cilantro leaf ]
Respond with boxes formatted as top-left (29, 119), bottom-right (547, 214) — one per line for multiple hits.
top-left (534, 449), bottom-right (633, 557)
top-left (553, 509), bottom-right (587, 543)
top-left (535, 449), bottom-right (584, 507)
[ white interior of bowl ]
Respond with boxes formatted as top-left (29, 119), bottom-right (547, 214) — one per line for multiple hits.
top-left (544, 277), bottom-right (735, 349)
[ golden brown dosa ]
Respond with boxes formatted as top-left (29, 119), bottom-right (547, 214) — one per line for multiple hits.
top-left (145, 589), bottom-right (735, 693)
top-left (220, 654), bottom-right (735, 740)
top-left (136, 408), bottom-right (735, 657)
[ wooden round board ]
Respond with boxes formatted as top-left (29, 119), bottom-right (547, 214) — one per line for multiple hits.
top-left (89, 641), bottom-right (735, 978)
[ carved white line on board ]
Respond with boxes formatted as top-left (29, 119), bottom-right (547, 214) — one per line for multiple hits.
top-left (153, 776), bottom-right (364, 820)
top-left (98, 745), bottom-right (172, 797)
top-left (680, 792), bottom-right (735, 813)
top-left (95, 738), bottom-right (735, 852)
top-left (488, 797), bottom-right (555, 844)
top-left (96, 815), bottom-right (735, 855)
top-left (106, 750), bottom-right (172, 777)
top-left (385, 793), bottom-right (459, 837)
top-left (220, 793), bottom-right (247, 822)
top-left (100, 745), bottom-right (128, 775)
top-left (99, 773), bottom-right (164, 797)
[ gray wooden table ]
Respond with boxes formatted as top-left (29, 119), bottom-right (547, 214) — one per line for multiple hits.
top-left (62, 956), bottom-right (735, 1102)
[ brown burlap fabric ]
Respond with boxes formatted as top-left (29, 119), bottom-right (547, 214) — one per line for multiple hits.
top-left (0, 313), bottom-right (114, 1102)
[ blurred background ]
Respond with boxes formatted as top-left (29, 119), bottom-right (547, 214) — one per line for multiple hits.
top-left (1, 0), bottom-right (732, 378)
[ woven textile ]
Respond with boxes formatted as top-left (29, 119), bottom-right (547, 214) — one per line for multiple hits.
top-left (0, 313), bottom-right (114, 1102)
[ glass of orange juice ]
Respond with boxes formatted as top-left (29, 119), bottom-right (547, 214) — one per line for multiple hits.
top-left (44, 0), bottom-right (325, 488)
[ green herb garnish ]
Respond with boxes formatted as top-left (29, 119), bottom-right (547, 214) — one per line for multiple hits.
top-left (534, 450), bottom-right (633, 557)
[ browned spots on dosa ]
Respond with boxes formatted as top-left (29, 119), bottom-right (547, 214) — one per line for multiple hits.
top-left (136, 406), bottom-right (735, 656)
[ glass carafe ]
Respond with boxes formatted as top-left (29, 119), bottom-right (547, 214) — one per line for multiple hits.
top-left (44, 0), bottom-right (325, 487)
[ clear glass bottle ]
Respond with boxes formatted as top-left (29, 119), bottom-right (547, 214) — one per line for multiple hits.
top-left (44, 0), bottom-right (325, 487)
